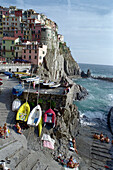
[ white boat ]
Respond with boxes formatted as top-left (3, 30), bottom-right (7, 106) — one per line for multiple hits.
top-left (43, 81), bottom-right (54, 88)
top-left (49, 83), bottom-right (61, 88)
top-left (26, 76), bottom-right (40, 84)
top-left (12, 98), bottom-right (21, 112)
top-left (27, 105), bottom-right (42, 126)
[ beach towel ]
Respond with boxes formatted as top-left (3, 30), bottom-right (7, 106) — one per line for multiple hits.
top-left (41, 134), bottom-right (55, 144)
top-left (43, 140), bottom-right (54, 149)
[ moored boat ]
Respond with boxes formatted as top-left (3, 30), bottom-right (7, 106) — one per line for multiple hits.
top-left (4, 71), bottom-right (13, 78)
top-left (44, 108), bottom-right (56, 127)
top-left (27, 104), bottom-right (42, 126)
top-left (16, 102), bottom-right (30, 122)
top-left (12, 84), bottom-right (24, 96)
top-left (49, 82), bottom-right (61, 88)
top-left (12, 98), bottom-right (21, 112)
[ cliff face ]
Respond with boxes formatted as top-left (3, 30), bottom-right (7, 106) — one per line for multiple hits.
top-left (37, 42), bottom-right (80, 80)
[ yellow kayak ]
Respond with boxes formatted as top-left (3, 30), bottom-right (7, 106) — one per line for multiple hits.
top-left (38, 116), bottom-right (42, 136)
top-left (16, 102), bottom-right (30, 122)
top-left (14, 72), bottom-right (30, 75)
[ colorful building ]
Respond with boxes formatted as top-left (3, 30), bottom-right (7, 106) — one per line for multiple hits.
top-left (2, 37), bottom-right (19, 62)
top-left (22, 41), bottom-right (47, 65)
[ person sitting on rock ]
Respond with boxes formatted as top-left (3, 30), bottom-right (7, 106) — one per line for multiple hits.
top-left (67, 156), bottom-right (79, 168)
top-left (72, 137), bottom-right (78, 154)
top-left (3, 123), bottom-right (9, 139)
top-left (16, 123), bottom-right (22, 134)
top-left (104, 136), bottom-right (110, 143)
top-left (93, 133), bottom-right (100, 140)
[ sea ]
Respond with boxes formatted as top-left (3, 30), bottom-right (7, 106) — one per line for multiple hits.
top-left (73, 63), bottom-right (113, 127)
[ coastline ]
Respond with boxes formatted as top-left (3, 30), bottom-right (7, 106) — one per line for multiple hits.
top-left (0, 75), bottom-right (113, 169)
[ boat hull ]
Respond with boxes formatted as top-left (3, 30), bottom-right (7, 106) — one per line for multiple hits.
top-left (27, 105), bottom-right (42, 126)
top-left (16, 102), bottom-right (30, 122)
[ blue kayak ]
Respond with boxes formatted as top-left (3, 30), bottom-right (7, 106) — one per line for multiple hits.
top-left (4, 72), bottom-right (13, 78)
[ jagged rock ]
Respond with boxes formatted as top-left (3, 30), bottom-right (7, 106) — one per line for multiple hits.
top-left (74, 84), bottom-right (88, 100)
top-left (36, 45), bottom-right (80, 81)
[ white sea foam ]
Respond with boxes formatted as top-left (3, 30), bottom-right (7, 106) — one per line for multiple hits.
top-left (80, 111), bottom-right (106, 126)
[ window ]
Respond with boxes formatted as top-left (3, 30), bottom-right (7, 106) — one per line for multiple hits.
top-left (24, 55), bottom-right (26, 59)
top-left (16, 30), bottom-right (18, 34)
top-left (21, 30), bottom-right (23, 34)
top-left (34, 56), bottom-right (37, 59)
top-left (12, 18), bottom-right (14, 21)
top-left (15, 23), bottom-right (17, 26)
top-left (3, 46), bottom-right (5, 50)
top-left (12, 41), bottom-right (14, 44)
top-left (38, 30), bottom-right (40, 33)
top-left (39, 56), bottom-right (42, 60)
top-left (3, 52), bottom-right (5, 55)
top-left (12, 52), bottom-right (14, 55)
top-left (3, 40), bottom-right (5, 44)
top-left (24, 50), bottom-right (26, 53)
top-left (38, 35), bottom-right (40, 39)
top-left (7, 23), bottom-right (8, 25)
top-left (15, 18), bottom-right (17, 21)
top-left (35, 35), bottom-right (37, 38)
top-left (7, 18), bottom-right (8, 21)
top-left (43, 51), bottom-right (45, 54)
top-left (10, 46), bottom-right (12, 50)
top-left (29, 50), bottom-right (31, 53)
top-left (48, 34), bottom-right (49, 36)
top-left (35, 50), bottom-right (37, 53)
top-left (29, 55), bottom-right (31, 59)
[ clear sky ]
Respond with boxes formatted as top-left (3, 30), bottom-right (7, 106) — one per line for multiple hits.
top-left (1, 0), bottom-right (113, 65)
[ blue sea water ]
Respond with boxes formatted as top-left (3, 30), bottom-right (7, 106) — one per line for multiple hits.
top-left (73, 63), bottom-right (113, 126)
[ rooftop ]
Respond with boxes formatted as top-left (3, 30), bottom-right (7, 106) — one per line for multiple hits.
top-left (2, 37), bottom-right (18, 41)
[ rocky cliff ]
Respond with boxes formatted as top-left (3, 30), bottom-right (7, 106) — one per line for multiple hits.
top-left (37, 42), bottom-right (80, 80)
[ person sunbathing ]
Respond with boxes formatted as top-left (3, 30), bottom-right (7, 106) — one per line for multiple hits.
top-left (93, 133), bottom-right (100, 139)
top-left (16, 123), bottom-right (22, 134)
top-left (100, 132), bottom-right (104, 139)
top-left (67, 156), bottom-right (79, 168)
top-left (72, 138), bottom-right (78, 154)
top-left (104, 136), bottom-right (110, 143)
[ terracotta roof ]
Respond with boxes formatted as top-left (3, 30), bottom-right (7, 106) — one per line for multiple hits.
top-left (2, 37), bottom-right (18, 40)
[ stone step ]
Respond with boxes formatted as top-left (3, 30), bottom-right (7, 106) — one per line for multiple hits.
top-left (0, 140), bottom-right (23, 160)
top-left (9, 148), bottom-right (30, 170)
top-left (92, 143), bottom-right (111, 150)
top-left (91, 163), bottom-right (105, 170)
top-left (91, 150), bottom-right (112, 159)
top-left (91, 147), bottom-right (112, 155)
top-left (15, 150), bottom-right (39, 170)
top-left (91, 152), bottom-right (113, 162)
top-left (93, 140), bottom-right (111, 148)
top-left (91, 159), bottom-right (105, 167)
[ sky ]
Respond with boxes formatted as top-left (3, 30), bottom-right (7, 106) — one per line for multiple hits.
top-left (1, 0), bottom-right (113, 66)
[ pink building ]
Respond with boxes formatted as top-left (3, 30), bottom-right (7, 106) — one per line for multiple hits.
top-left (22, 42), bottom-right (39, 65)
top-left (14, 30), bottom-right (23, 40)
top-left (22, 41), bottom-right (47, 65)
top-left (31, 23), bottom-right (41, 42)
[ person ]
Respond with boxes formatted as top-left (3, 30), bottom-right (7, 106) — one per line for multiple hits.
top-left (3, 123), bottom-right (9, 139)
top-left (93, 133), bottom-right (100, 140)
top-left (67, 156), bottom-right (79, 168)
top-left (33, 81), bottom-right (35, 89)
top-left (0, 126), bottom-right (4, 138)
top-left (104, 136), bottom-right (110, 143)
top-left (16, 123), bottom-right (22, 134)
top-left (100, 133), bottom-right (104, 142)
top-left (72, 138), bottom-right (78, 154)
